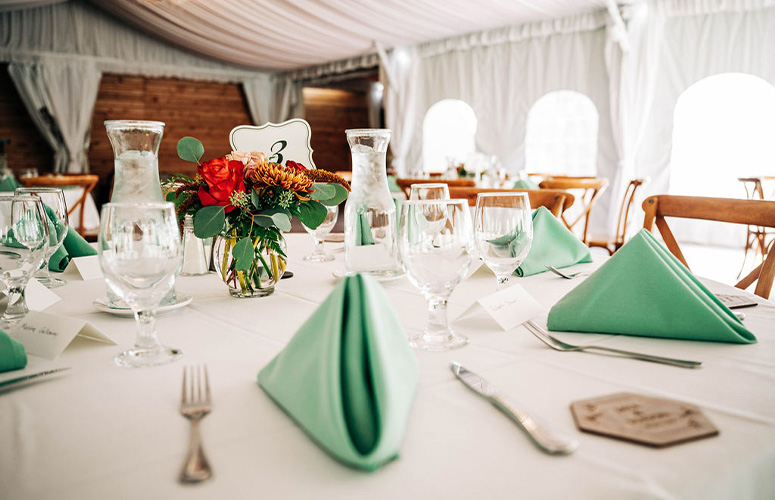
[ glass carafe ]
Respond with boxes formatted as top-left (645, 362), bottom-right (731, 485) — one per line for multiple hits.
top-left (104, 120), bottom-right (176, 306)
top-left (344, 129), bottom-right (399, 278)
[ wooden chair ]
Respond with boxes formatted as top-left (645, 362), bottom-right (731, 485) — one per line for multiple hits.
top-left (642, 195), bottom-right (775, 299)
top-left (738, 176), bottom-right (775, 278)
top-left (447, 187), bottom-right (575, 218)
top-left (19, 174), bottom-right (100, 237)
top-left (396, 178), bottom-right (476, 198)
top-left (588, 178), bottom-right (649, 255)
top-left (539, 176), bottom-right (608, 244)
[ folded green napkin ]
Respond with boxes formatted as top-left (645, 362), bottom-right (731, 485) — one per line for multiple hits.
top-left (0, 330), bottom-right (27, 372)
top-left (515, 206), bottom-right (592, 277)
top-left (387, 175), bottom-right (402, 194)
top-left (258, 274), bottom-right (418, 471)
top-left (512, 178), bottom-right (540, 190)
top-left (49, 226), bottom-right (97, 272)
top-left (355, 211), bottom-right (375, 246)
top-left (0, 175), bottom-right (21, 192)
top-left (547, 229), bottom-right (756, 343)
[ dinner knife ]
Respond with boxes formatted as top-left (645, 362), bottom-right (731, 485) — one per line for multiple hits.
top-left (0, 367), bottom-right (70, 390)
top-left (450, 362), bottom-right (578, 455)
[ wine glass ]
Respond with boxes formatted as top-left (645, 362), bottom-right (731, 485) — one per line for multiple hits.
top-left (0, 195), bottom-right (50, 327)
top-left (474, 192), bottom-right (533, 291)
top-left (303, 204), bottom-right (338, 262)
top-left (98, 202), bottom-right (183, 368)
top-left (409, 183), bottom-right (450, 201)
top-left (399, 199), bottom-right (473, 351)
top-left (16, 187), bottom-right (69, 288)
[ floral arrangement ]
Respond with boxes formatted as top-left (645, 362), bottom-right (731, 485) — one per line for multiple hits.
top-left (166, 136), bottom-right (349, 285)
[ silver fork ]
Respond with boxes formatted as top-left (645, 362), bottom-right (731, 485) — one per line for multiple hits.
top-left (179, 365), bottom-right (213, 483)
top-left (545, 265), bottom-right (582, 279)
top-left (524, 321), bottom-right (702, 369)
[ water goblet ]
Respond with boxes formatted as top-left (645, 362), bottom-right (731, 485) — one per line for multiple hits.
top-left (16, 187), bottom-right (69, 288)
top-left (303, 204), bottom-right (338, 262)
top-left (0, 195), bottom-right (50, 327)
top-left (474, 192), bottom-right (533, 291)
top-left (98, 202), bottom-right (183, 368)
top-left (409, 183), bottom-right (450, 201)
top-left (399, 199), bottom-right (473, 351)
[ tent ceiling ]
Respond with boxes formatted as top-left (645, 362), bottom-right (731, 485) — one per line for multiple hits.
top-left (87, 0), bottom-right (625, 71)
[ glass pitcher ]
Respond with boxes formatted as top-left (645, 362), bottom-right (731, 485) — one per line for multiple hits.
top-left (344, 129), bottom-right (399, 278)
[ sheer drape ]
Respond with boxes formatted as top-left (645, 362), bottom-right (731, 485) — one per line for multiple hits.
top-left (8, 59), bottom-right (101, 173)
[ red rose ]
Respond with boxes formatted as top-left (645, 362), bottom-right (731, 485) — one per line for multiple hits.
top-left (285, 160), bottom-right (307, 173)
top-left (197, 157), bottom-right (245, 213)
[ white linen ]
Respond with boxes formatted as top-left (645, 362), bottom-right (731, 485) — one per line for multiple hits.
top-left (1, 233), bottom-right (773, 500)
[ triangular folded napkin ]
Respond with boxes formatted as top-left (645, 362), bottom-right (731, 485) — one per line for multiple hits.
top-left (0, 330), bottom-right (27, 373)
top-left (515, 207), bottom-right (592, 277)
top-left (512, 178), bottom-right (541, 190)
top-left (49, 226), bottom-right (97, 272)
top-left (258, 274), bottom-right (419, 471)
top-left (547, 229), bottom-right (756, 343)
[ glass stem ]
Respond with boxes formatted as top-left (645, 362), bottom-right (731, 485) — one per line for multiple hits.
top-left (133, 310), bottom-right (162, 351)
top-left (37, 260), bottom-right (52, 281)
top-left (496, 275), bottom-right (510, 291)
top-left (2, 285), bottom-right (29, 324)
top-left (313, 237), bottom-right (325, 256)
top-left (425, 297), bottom-right (451, 337)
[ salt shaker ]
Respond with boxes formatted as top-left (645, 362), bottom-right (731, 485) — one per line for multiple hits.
top-left (181, 214), bottom-right (209, 276)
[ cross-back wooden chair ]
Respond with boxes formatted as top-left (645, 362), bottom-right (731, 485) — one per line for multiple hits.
top-left (642, 195), bottom-right (775, 299)
top-left (447, 187), bottom-right (575, 218)
top-left (539, 176), bottom-right (608, 244)
top-left (396, 178), bottom-right (476, 198)
top-left (588, 178), bottom-right (649, 255)
top-left (737, 176), bottom-right (775, 278)
top-left (19, 174), bottom-right (100, 237)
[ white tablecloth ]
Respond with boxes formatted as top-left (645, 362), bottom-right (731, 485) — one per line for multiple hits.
top-left (1, 234), bottom-right (774, 500)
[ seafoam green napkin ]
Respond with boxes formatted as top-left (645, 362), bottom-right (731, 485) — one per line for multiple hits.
top-left (258, 274), bottom-right (419, 471)
top-left (0, 176), bottom-right (21, 192)
top-left (49, 226), bottom-right (97, 272)
top-left (0, 330), bottom-right (27, 372)
top-left (355, 211), bottom-right (375, 246)
top-left (547, 229), bottom-right (756, 343)
top-left (387, 175), bottom-right (402, 194)
top-left (515, 206), bottom-right (592, 277)
top-left (512, 178), bottom-right (540, 190)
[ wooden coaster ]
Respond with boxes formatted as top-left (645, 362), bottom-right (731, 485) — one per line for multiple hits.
top-left (570, 392), bottom-right (719, 447)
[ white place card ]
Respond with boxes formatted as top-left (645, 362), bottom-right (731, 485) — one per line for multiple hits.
top-left (6, 311), bottom-right (116, 360)
top-left (26, 279), bottom-right (62, 311)
top-left (454, 284), bottom-right (545, 331)
top-left (71, 255), bottom-right (104, 281)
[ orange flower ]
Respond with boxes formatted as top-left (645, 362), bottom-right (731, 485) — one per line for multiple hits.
top-left (248, 162), bottom-right (313, 193)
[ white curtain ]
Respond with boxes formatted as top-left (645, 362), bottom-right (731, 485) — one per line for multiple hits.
top-left (243, 76), bottom-right (305, 126)
top-left (380, 46), bottom-right (420, 177)
top-left (8, 59), bottom-right (101, 173)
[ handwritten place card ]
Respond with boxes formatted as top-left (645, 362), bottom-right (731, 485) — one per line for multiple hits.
top-left (70, 255), bottom-right (104, 281)
top-left (26, 279), bottom-right (62, 311)
top-left (6, 311), bottom-right (116, 360)
top-left (454, 284), bottom-right (544, 331)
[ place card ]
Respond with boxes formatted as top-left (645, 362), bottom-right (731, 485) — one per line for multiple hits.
top-left (71, 255), bottom-right (104, 280)
top-left (6, 311), bottom-right (116, 360)
top-left (454, 284), bottom-right (544, 331)
top-left (26, 279), bottom-right (62, 311)
top-left (570, 392), bottom-right (719, 447)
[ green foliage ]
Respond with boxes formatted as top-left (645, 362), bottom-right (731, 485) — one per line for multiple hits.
top-left (296, 200), bottom-right (327, 229)
top-left (177, 137), bottom-right (204, 164)
top-left (310, 182), bottom-right (336, 201)
top-left (319, 183), bottom-right (348, 207)
top-left (193, 206), bottom-right (225, 238)
top-left (231, 237), bottom-right (254, 271)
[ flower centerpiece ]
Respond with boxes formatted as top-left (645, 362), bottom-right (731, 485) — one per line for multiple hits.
top-left (166, 136), bottom-right (349, 298)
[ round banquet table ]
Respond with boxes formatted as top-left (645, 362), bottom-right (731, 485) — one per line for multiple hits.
top-left (1, 234), bottom-right (774, 500)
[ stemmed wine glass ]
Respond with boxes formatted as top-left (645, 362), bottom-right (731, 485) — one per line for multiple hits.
top-left (16, 187), bottom-right (69, 288)
top-left (98, 202), bottom-right (183, 368)
top-left (409, 183), bottom-right (450, 201)
top-left (474, 192), bottom-right (533, 291)
top-left (399, 199), bottom-right (473, 351)
top-left (0, 195), bottom-right (50, 327)
top-left (303, 205), bottom-right (338, 262)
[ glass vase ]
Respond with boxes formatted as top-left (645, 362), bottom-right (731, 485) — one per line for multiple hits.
top-left (213, 232), bottom-right (286, 298)
top-left (343, 129), bottom-right (399, 278)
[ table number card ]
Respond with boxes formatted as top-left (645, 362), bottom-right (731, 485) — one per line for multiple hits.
top-left (454, 284), bottom-right (544, 331)
top-left (7, 311), bottom-right (116, 360)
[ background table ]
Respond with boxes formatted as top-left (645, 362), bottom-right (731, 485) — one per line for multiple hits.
top-left (1, 234), bottom-right (774, 500)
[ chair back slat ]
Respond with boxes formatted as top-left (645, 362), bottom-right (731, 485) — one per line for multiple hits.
top-left (446, 187), bottom-right (574, 218)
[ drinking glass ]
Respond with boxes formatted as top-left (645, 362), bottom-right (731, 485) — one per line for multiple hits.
top-left (99, 202), bottom-right (182, 368)
top-left (0, 195), bottom-right (50, 327)
top-left (303, 204), bottom-right (338, 262)
top-left (399, 199), bottom-right (473, 351)
top-left (409, 183), bottom-right (450, 201)
top-left (16, 187), bottom-right (69, 288)
top-left (474, 193), bottom-right (533, 291)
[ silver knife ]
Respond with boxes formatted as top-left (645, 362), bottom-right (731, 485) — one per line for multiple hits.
top-left (450, 362), bottom-right (578, 455)
top-left (0, 367), bottom-right (70, 390)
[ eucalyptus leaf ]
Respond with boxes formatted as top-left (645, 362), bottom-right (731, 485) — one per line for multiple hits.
top-left (252, 215), bottom-right (274, 228)
top-left (177, 136), bottom-right (204, 163)
top-left (319, 183), bottom-right (349, 207)
top-left (193, 206), bottom-right (225, 238)
top-left (270, 212), bottom-right (292, 232)
top-left (310, 182), bottom-right (336, 201)
top-left (231, 237), bottom-right (254, 272)
top-left (297, 200), bottom-right (327, 229)
top-left (251, 189), bottom-right (261, 210)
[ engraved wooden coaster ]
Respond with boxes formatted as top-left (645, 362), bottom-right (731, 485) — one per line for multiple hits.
top-left (570, 392), bottom-right (719, 447)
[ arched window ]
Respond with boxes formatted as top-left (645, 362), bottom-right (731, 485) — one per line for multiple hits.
top-left (422, 99), bottom-right (477, 174)
top-left (525, 91), bottom-right (599, 176)
top-left (670, 73), bottom-right (775, 198)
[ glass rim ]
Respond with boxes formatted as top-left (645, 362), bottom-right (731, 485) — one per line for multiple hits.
top-left (345, 128), bottom-right (391, 135)
top-left (0, 194), bottom-right (43, 202)
top-left (15, 187), bottom-right (64, 193)
top-left (475, 192), bottom-right (531, 199)
top-left (410, 183), bottom-right (449, 189)
top-left (101, 201), bottom-right (175, 210)
top-left (104, 120), bottom-right (166, 129)
top-left (402, 198), bottom-right (469, 206)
